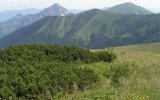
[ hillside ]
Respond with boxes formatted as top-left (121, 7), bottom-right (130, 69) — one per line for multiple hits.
top-left (0, 43), bottom-right (160, 99)
top-left (0, 3), bottom-right (72, 38)
top-left (0, 44), bottom-right (116, 99)
top-left (1, 9), bottom-right (160, 48)
top-left (0, 8), bottom-right (41, 22)
top-left (114, 43), bottom-right (160, 53)
top-left (106, 2), bottom-right (153, 15)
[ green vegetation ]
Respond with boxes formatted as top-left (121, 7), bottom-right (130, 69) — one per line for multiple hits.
top-left (0, 44), bottom-right (116, 63)
top-left (114, 43), bottom-right (160, 54)
top-left (62, 43), bottom-right (160, 100)
top-left (104, 62), bottom-right (137, 88)
top-left (0, 43), bottom-right (160, 99)
top-left (1, 9), bottom-right (160, 48)
top-left (0, 44), bottom-right (116, 99)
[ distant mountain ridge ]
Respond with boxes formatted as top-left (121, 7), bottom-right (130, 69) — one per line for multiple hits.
top-left (69, 9), bottom-right (84, 14)
top-left (106, 2), bottom-right (153, 15)
top-left (0, 9), bottom-right (160, 49)
top-left (0, 3), bottom-right (73, 38)
top-left (0, 8), bottom-right (41, 22)
top-left (0, 2), bottom-right (154, 38)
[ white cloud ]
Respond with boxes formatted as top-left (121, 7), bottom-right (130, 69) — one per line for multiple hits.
top-left (0, 0), bottom-right (159, 12)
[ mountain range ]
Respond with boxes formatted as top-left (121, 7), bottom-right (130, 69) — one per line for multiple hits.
top-left (69, 9), bottom-right (84, 14)
top-left (0, 8), bottom-right (160, 48)
top-left (0, 8), bottom-right (83, 23)
top-left (0, 2), bottom-right (159, 49)
top-left (0, 8), bottom-right (41, 22)
top-left (0, 2), bottom-right (154, 38)
top-left (0, 3), bottom-right (73, 38)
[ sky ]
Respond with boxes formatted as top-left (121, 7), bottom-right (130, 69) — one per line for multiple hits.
top-left (0, 0), bottom-right (160, 13)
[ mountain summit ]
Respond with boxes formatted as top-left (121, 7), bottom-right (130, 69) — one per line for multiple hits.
top-left (106, 2), bottom-right (153, 15)
top-left (39, 3), bottom-right (73, 16)
top-left (0, 3), bottom-right (73, 38)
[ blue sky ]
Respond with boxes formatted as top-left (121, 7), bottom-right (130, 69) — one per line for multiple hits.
top-left (0, 0), bottom-right (160, 12)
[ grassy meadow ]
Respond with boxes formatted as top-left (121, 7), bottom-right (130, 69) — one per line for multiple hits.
top-left (60, 43), bottom-right (160, 100)
top-left (0, 43), bottom-right (160, 99)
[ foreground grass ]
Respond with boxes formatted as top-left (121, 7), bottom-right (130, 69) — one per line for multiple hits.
top-left (59, 43), bottom-right (160, 100)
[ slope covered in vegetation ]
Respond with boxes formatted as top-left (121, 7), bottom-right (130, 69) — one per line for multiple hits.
top-left (64, 43), bottom-right (160, 100)
top-left (0, 44), bottom-right (116, 99)
top-left (1, 9), bottom-right (160, 48)
top-left (1, 43), bottom-right (160, 100)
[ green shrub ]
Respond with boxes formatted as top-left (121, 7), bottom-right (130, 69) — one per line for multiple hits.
top-left (0, 44), bottom-right (115, 99)
top-left (95, 49), bottom-right (117, 62)
top-left (74, 67), bottom-right (100, 91)
top-left (0, 61), bottom-right (100, 99)
top-left (104, 62), bottom-right (137, 88)
top-left (0, 44), bottom-right (116, 64)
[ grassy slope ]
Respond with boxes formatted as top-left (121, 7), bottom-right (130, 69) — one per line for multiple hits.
top-left (1, 10), bottom-right (160, 48)
top-left (59, 43), bottom-right (160, 100)
top-left (114, 43), bottom-right (160, 53)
